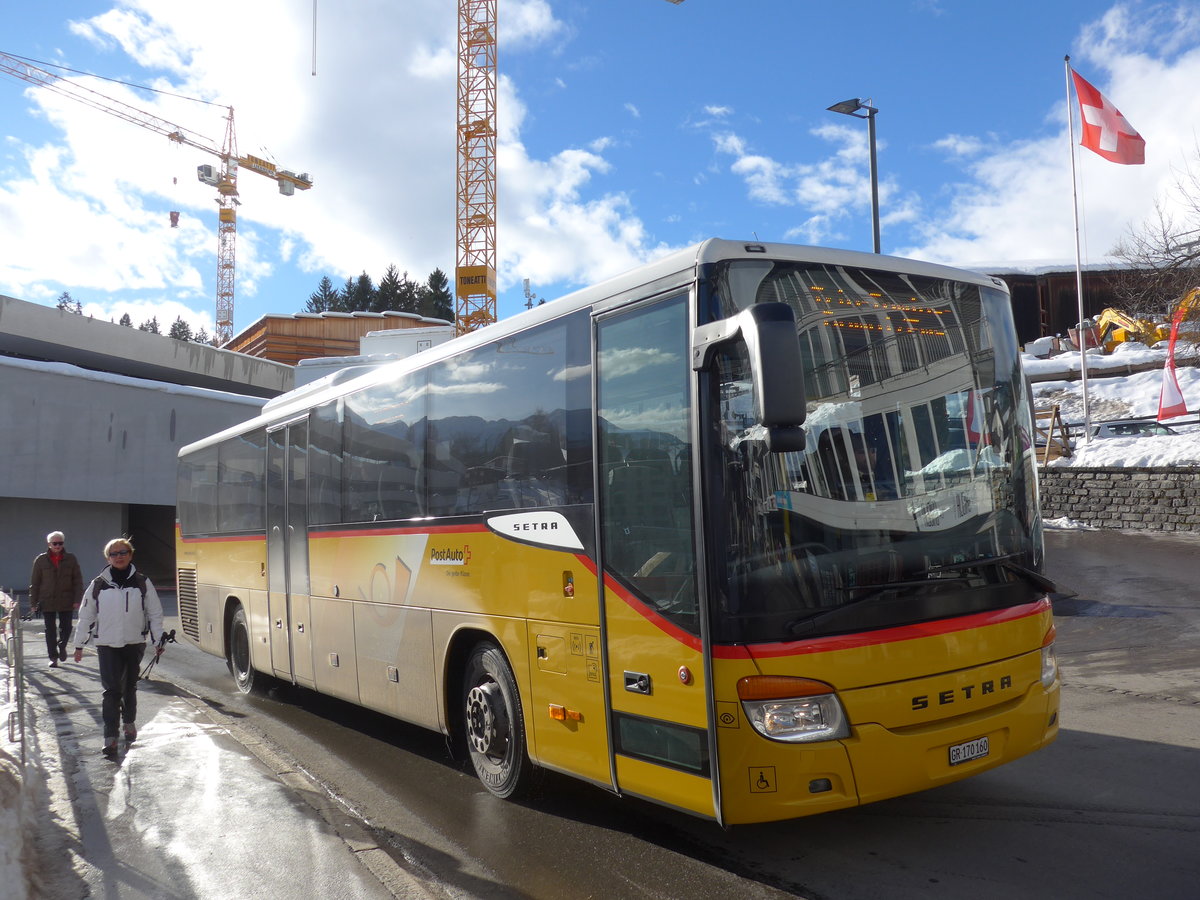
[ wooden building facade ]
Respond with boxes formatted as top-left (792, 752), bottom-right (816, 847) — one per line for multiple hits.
top-left (223, 311), bottom-right (452, 365)
top-left (989, 267), bottom-right (1129, 345)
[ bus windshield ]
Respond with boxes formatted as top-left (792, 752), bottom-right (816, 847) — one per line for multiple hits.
top-left (704, 259), bottom-right (1043, 644)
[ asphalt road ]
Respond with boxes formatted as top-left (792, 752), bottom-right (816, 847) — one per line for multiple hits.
top-left (152, 527), bottom-right (1200, 899)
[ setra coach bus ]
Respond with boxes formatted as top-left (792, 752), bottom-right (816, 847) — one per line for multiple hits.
top-left (175, 239), bottom-right (1059, 825)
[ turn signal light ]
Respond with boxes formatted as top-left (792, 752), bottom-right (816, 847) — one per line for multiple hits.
top-left (737, 675), bottom-right (837, 701)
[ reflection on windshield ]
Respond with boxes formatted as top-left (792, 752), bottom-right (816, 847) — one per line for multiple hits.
top-left (707, 260), bottom-right (1042, 643)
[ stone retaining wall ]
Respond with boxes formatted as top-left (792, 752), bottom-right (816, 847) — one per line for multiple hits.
top-left (1039, 467), bottom-right (1200, 531)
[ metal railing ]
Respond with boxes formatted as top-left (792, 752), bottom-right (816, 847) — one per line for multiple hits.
top-left (1, 589), bottom-right (26, 765)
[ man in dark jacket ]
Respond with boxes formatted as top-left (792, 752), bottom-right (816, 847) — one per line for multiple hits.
top-left (29, 530), bottom-right (84, 667)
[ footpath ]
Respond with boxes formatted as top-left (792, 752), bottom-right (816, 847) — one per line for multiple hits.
top-left (1, 601), bottom-right (438, 900)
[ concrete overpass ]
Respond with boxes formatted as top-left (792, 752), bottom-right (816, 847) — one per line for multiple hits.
top-left (0, 294), bottom-right (293, 398)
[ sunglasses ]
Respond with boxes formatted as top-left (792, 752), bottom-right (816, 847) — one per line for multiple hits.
top-left (108, 550), bottom-right (132, 558)
top-left (50, 541), bottom-right (64, 546)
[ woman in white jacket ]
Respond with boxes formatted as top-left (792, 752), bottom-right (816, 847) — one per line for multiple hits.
top-left (72, 538), bottom-right (165, 756)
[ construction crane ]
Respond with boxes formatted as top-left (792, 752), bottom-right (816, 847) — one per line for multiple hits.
top-left (453, 0), bottom-right (683, 337)
top-left (0, 51), bottom-right (312, 345)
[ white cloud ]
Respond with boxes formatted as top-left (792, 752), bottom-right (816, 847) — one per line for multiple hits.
top-left (932, 134), bottom-right (987, 159)
top-left (710, 121), bottom-right (905, 245)
top-left (2, 0), bottom-right (655, 324)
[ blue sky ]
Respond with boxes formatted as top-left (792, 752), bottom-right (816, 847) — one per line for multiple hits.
top-left (2, 1), bottom-right (1199, 340)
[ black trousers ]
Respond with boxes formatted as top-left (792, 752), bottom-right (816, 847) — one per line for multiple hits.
top-left (42, 611), bottom-right (73, 661)
top-left (96, 643), bottom-right (146, 741)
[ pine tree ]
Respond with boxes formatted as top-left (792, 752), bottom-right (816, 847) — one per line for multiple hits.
top-left (168, 316), bottom-right (193, 341)
top-left (374, 265), bottom-right (403, 312)
top-left (419, 268), bottom-right (455, 322)
top-left (139, 316), bottom-right (161, 334)
top-left (337, 277), bottom-right (356, 313)
top-left (55, 291), bottom-right (82, 314)
top-left (305, 276), bottom-right (339, 313)
top-left (118, 313), bottom-right (133, 327)
top-left (193, 327), bottom-right (211, 345)
top-left (349, 271), bottom-right (376, 312)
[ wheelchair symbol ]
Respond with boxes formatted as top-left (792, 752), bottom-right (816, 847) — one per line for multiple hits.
top-left (749, 766), bottom-right (777, 793)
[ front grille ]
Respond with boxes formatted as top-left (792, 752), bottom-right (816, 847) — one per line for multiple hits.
top-left (176, 567), bottom-right (199, 642)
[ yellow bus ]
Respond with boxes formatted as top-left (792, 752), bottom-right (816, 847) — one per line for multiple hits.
top-left (175, 239), bottom-right (1059, 825)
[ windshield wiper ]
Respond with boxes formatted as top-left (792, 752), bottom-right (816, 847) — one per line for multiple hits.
top-left (783, 553), bottom-right (1050, 638)
top-left (936, 552), bottom-right (1057, 593)
top-left (784, 573), bottom-right (974, 637)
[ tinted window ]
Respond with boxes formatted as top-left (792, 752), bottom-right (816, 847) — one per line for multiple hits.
top-left (218, 430), bottom-right (266, 532)
top-left (343, 371), bottom-right (426, 522)
top-left (425, 312), bottom-right (592, 516)
top-left (178, 445), bottom-right (218, 535)
top-left (309, 401), bottom-right (343, 524)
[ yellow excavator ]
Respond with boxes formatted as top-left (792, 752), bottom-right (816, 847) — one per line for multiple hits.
top-left (1092, 308), bottom-right (1169, 353)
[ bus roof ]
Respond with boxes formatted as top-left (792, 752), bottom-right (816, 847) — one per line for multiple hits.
top-left (179, 239), bottom-right (1006, 457)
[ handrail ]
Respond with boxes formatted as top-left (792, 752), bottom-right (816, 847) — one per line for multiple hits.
top-left (1, 589), bottom-right (26, 765)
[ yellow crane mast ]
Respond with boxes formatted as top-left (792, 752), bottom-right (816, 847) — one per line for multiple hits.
top-left (0, 51), bottom-right (312, 345)
top-left (453, 1), bottom-right (683, 335)
top-left (455, 0), bottom-right (497, 336)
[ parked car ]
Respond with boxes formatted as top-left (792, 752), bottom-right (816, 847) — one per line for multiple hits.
top-left (1090, 419), bottom-right (1180, 439)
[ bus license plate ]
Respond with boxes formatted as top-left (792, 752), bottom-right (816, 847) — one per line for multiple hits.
top-left (949, 736), bottom-right (989, 766)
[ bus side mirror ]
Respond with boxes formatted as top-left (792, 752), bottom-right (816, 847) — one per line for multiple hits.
top-left (693, 302), bottom-right (807, 453)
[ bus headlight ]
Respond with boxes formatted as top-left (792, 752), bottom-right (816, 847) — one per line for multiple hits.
top-left (1040, 625), bottom-right (1058, 689)
top-left (737, 676), bottom-right (850, 743)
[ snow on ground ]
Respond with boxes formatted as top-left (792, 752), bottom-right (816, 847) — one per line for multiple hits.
top-left (1025, 341), bottom-right (1200, 467)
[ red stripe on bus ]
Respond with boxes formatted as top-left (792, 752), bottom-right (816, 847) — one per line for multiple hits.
top-left (602, 572), bottom-right (703, 651)
top-left (308, 523), bottom-right (490, 539)
top-left (178, 534), bottom-right (265, 545)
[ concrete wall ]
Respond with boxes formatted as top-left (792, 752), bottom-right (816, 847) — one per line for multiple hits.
top-left (0, 498), bottom-right (124, 601)
top-left (1040, 467), bottom-right (1200, 532)
top-left (1, 357), bottom-right (264, 506)
top-left (0, 357), bottom-right (266, 593)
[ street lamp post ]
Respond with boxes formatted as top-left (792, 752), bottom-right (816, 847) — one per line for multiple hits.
top-left (827, 97), bottom-right (880, 254)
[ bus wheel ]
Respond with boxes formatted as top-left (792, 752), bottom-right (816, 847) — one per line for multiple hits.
top-left (227, 606), bottom-right (259, 694)
top-left (463, 642), bottom-right (530, 799)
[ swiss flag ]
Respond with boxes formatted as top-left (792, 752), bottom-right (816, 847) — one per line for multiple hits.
top-left (1071, 70), bottom-right (1145, 165)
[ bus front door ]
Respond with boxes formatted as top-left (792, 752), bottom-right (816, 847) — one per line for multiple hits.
top-left (595, 296), bottom-right (716, 820)
top-left (266, 419), bottom-right (314, 688)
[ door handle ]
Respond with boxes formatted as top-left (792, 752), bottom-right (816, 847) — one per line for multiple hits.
top-left (624, 671), bottom-right (652, 695)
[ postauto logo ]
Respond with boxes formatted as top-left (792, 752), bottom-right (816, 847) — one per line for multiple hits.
top-left (429, 544), bottom-right (471, 566)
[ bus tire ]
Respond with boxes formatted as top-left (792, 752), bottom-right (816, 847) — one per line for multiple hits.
top-left (462, 642), bottom-right (530, 799)
top-left (227, 605), bottom-right (260, 694)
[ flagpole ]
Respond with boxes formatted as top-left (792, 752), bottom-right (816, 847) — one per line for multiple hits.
top-left (1065, 54), bottom-right (1092, 442)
